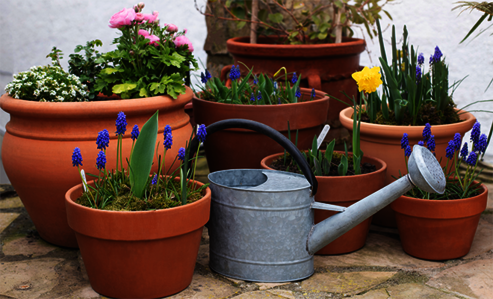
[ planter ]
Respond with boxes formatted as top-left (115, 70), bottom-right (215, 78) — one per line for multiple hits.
top-left (226, 35), bottom-right (365, 123)
top-left (339, 106), bottom-right (476, 227)
top-left (65, 178), bottom-right (211, 298)
top-left (391, 184), bottom-right (488, 260)
top-left (0, 88), bottom-right (193, 248)
top-left (193, 88), bottom-right (329, 172)
top-left (261, 151), bottom-right (387, 254)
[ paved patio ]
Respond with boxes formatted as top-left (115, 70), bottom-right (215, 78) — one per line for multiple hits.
top-left (1, 168), bottom-right (492, 298)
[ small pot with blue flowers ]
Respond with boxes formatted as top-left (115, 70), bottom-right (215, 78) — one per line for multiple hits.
top-left (192, 65), bottom-right (330, 172)
top-left (391, 122), bottom-right (490, 260)
top-left (65, 112), bottom-right (211, 298)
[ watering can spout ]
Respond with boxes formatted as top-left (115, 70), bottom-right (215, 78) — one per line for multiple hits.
top-left (307, 145), bottom-right (446, 255)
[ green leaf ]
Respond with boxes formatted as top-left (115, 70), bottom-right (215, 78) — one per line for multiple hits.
top-left (100, 67), bottom-right (121, 75)
top-left (338, 155), bottom-right (348, 176)
top-left (325, 139), bottom-right (335, 167)
top-left (112, 83), bottom-right (137, 94)
top-left (237, 21), bottom-right (247, 29)
top-left (139, 88), bottom-right (148, 97)
top-left (268, 13), bottom-right (284, 24)
top-left (129, 111), bottom-right (159, 198)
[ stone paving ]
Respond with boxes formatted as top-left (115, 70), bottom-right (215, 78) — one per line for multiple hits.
top-left (1, 181), bottom-right (492, 299)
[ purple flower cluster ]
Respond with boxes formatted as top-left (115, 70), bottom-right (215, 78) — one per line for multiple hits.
top-left (311, 88), bottom-right (316, 99)
top-left (72, 147), bottom-right (83, 167)
top-left (416, 66), bottom-right (422, 82)
top-left (131, 124), bottom-right (139, 141)
top-left (151, 174), bottom-right (158, 185)
top-left (96, 129), bottom-right (110, 150)
top-left (201, 70), bottom-right (212, 84)
top-left (422, 123), bottom-right (431, 142)
top-left (115, 112), bottom-right (127, 136)
top-left (291, 72), bottom-right (298, 84)
top-left (429, 46), bottom-right (443, 64)
top-left (163, 133), bottom-right (173, 150)
top-left (401, 133), bottom-right (409, 149)
top-left (404, 145), bottom-right (412, 157)
top-left (197, 124), bottom-right (207, 143)
top-left (96, 150), bottom-right (106, 170)
top-left (178, 147), bottom-right (186, 161)
top-left (295, 87), bottom-right (301, 98)
top-left (417, 53), bottom-right (424, 65)
top-left (470, 121), bottom-right (481, 145)
top-left (253, 75), bottom-right (258, 85)
top-left (445, 133), bottom-right (462, 159)
top-left (229, 65), bottom-right (241, 81)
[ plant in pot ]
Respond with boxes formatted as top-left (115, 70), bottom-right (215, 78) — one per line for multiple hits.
top-left (261, 66), bottom-right (387, 254)
top-left (192, 64), bottom-right (329, 171)
top-left (195, 0), bottom-right (393, 127)
top-left (65, 111), bottom-right (211, 298)
top-left (339, 21), bottom-right (481, 227)
top-left (0, 2), bottom-right (198, 248)
top-left (391, 121), bottom-right (491, 260)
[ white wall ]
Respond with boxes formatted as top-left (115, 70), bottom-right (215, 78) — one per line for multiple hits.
top-left (353, 0), bottom-right (493, 163)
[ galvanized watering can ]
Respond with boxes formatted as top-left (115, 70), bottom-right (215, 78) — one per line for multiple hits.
top-left (189, 119), bottom-right (446, 282)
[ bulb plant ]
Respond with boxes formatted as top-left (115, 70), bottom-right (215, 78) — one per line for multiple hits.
top-left (194, 64), bottom-right (316, 105)
top-left (71, 111), bottom-right (208, 211)
top-left (400, 121), bottom-right (492, 200)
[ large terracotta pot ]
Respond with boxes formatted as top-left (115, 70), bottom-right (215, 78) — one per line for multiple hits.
top-left (339, 107), bottom-right (476, 227)
top-left (0, 88), bottom-right (193, 247)
top-left (261, 151), bottom-right (387, 254)
top-left (226, 36), bottom-right (365, 123)
top-left (65, 178), bottom-right (211, 298)
top-left (391, 184), bottom-right (488, 260)
top-left (193, 88), bottom-right (329, 172)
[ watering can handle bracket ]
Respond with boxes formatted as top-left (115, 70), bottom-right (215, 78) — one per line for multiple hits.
top-left (188, 118), bottom-right (318, 196)
top-left (311, 202), bottom-right (346, 212)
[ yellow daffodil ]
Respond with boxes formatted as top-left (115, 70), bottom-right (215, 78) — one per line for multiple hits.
top-left (351, 66), bottom-right (383, 94)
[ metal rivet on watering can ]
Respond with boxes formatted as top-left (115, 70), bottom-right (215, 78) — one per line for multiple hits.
top-left (196, 120), bottom-right (446, 283)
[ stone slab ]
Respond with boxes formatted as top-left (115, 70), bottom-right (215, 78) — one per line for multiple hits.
top-left (3, 236), bottom-right (57, 257)
top-left (463, 219), bottom-right (493, 259)
top-left (301, 271), bottom-right (396, 296)
top-left (169, 272), bottom-right (239, 298)
top-left (256, 282), bottom-right (290, 290)
top-left (196, 243), bottom-right (210, 269)
top-left (314, 232), bottom-right (445, 270)
top-left (0, 212), bottom-right (19, 234)
top-left (235, 290), bottom-right (296, 299)
top-left (0, 258), bottom-right (64, 299)
top-left (358, 283), bottom-right (458, 299)
top-left (0, 196), bottom-right (23, 209)
top-left (427, 258), bottom-right (493, 299)
top-left (55, 285), bottom-right (100, 299)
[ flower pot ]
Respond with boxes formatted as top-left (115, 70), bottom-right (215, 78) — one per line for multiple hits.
top-left (193, 88), bottom-right (329, 172)
top-left (65, 178), bottom-right (211, 298)
top-left (339, 106), bottom-right (476, 227)
top-left (261, 151), bottom-right (387, 254)
top-left (226, 36), bottom-right (365, 124)
top-left (0, 88), bottom-right (193, 248)
top-left (391, 184), bottom-right (488, 260)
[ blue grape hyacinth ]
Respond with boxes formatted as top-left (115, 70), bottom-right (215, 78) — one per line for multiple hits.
top-left (200, 72), bottom-right (207, 84)
top-left (418, 140), bottom-right (424, 146)
top-left (178, 147), bottom-right (186, 161)
top-left (151, 174), bottom-right (158, 185)
top-left (453, 133), bottom-right (462, 151)
top-left (460, 143), bottom-right (469, 159)
top-left (422, 123), bottom-right (431, 142)
top-left (427, 135), bottom-right (436, 152)
top-left (291, 72), bottom-right (298, 84)
top-left (311, 88), bottom-right (316, 98)
top-left (257, 91), bottom-right (262, 101)
top-left (250, 93), bottom-right (255, 102)
top-left (96, 129), bottom-right (110, 150)
top-left (295, 87), bottom-right (301, 98)
top-left (253, 75), bottom-right (258, 85)
top-left (229, 65), bottom-right (241, 81)
top-left (163, 132), bottom-right (173, 150)
top-left (470, 121), bottom-right (481, 145)
top-left (115, 112), bottom-right (127, 136)
top-left (131, 125), bottom-right (139, 141)
top-left (416, 66), bottom-right (422, 82)
top-left (466, 151), bottom-right (477, 166)
top-left (404, 145), bottom-right (412, 157)
top-left (197, 124), bottom-right (207, 143)
top-left (96, 150), bottom-right (106, 170)
top-left (163, 124), bottom-right (172, 138)
top-left (72, 147), bottom-right (83, 167)
top-left (445, 140), bottom-right (455, 159)
top-left (418, 53), bottom-right (424, 65)
top-left (476, 134), bottom-right (488, 153)
top-left (401, 133), bottom-right (409, 149)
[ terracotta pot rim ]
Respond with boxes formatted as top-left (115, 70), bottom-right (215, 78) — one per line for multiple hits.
top-left (397, 183), bottom-right (487, 204)
top-left (192, 87), bottom-right (328, 109)
top-left (0, 86), bottom-right (193, 118)
top-left (65, 178), bottom-right (211, 216)
top-left (227, 35), bottom-right (366, 54)
top-left (339, 106), bottom-right (476, 138)
top-left (260, 150), bottom-right (387, 180)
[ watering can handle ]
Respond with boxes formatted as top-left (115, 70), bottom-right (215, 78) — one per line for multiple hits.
top-left (189, 118), bottom-right (318, 196)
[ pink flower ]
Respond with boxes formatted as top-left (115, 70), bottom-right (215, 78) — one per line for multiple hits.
top-left (143, 11), bottom-right (159, 23)
top-left (147, 35), bottom-right (160, 46)
top-left (108, 7), bottom-right (136, 28)
top-left (138, 29), bottom-right (150, 37)
top-left (165, 23), bottom-right (178, 33)
top-left (183, 28), bottom-right (188, 34)
top-left (174, 35), bottom-right (193, 52)
top-left (135, 13), bottom-right (145, 22)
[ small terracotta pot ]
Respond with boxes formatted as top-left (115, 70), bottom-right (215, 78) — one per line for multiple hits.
top-left (193, 88), bottom-right (329, 172)
top-left (339, 106), bottom-right (476, 227)
top-left (0, 88), bottom-right (193, 247)
top-left (391, 184), bottom-right (488, 260)
top-left (261, 151), bottom-right (387, 254)
top-left (65, 178), bottom-right (211, 298)
top-left (226, 35), bottom-right (365, 123)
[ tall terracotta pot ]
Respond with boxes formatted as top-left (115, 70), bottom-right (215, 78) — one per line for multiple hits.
top-left (339, 107), bottom-right (476, 227)
top-left (193, 88), bottom-right (329, 172)
top-left (226, 36), bottom-right (365, 123)
top-left (391, 184), bottom-right (488, 260)
top-left (65, 178), bottom-right (211, 298)
top-left (261, 151), bottom-right (387, 254)
top-left (0, 88), bottom-right (193, 247)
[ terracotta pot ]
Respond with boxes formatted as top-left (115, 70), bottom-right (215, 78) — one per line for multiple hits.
top-left (65, 178), bottom-right (211, 298)
top-left (339, 107), bottom-right (476, 227)
top-left (391, 184), bottom-right (488, 260)
top-left (261, 151), bottom-right (387, 254)
top-left (193, 88), bottom-right (329, 172)
top-left (226, 35), bottom-right (365, 123)
top-left (0, 88), bottom-right (193, 248)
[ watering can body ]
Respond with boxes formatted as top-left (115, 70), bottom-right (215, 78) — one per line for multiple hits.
top-left (189, 119), bottom-right (446, 282)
